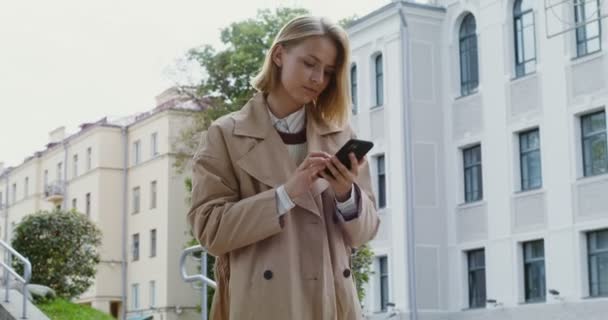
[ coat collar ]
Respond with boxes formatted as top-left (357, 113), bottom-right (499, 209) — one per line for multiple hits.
top-left (231, 92), bottom-right (344, 218)
top-left (233, 92), bottom-right (343, 139)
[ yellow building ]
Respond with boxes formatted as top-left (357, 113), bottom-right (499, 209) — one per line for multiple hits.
top-left (0, 87), bottom-right (207, 320)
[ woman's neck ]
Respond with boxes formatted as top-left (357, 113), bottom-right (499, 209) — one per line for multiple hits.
top-left (266, 87), bottom-right (304, 119)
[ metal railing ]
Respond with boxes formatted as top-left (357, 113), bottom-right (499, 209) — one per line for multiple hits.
top-left (179, 245), bottom-right (216, 320)
top-left (44, 181), bottom-right (65, 198)
top-left (0, 239), bottom-right (32, 319)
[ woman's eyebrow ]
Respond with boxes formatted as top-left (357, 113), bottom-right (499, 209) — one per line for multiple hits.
top-left (306, 54), bottom-right (336, 69)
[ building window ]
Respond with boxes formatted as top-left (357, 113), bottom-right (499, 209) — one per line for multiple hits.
top-left (133, 140), bottom-right (141, 165)
top-left (133, 187), bottom-right (141, 214)
top-left (131, 283), bottom-right (139, 310)
top-left (72, 198), bottom-right (77, 210)
top-left (588, 229), bottom-right (608, 297)
top-left (523, 240), bottom-right (546, 302)
top-left (351, 64), bottom-right (358, 114)
top-left (520, 129), bottom-right (542, 190)
top-left (467, 249), bottom-right (486, 309)
top-left (581, 111), bottom-right (607, 176)
top-left (86, 147), bottom-right (92, 171)
top-left (150, 229), bottom-right (157, 258)
top-left (379, 256), bottom-right (389, 312)
top-left (132, 233), bottom-right (140, 261)
top-left (574, 0), bottom-right (602, 57)
top-left (463, 145), bottom-right (483, 203)
top-left (151, 132), bottom-right (158, 157)
top-left (73, 154), bottom-right (78, 178)
top-left (85, 193), bottom-right (91, 217)
top-left (513, 0), bottom-right (536, 77)
top-left (24, 177), bottom-right (29, 198)
top-left (150, 181), bottom-right (157, 209)
top-left (12, 183), bottom-right (16, 203)
top-left (43, 170), bottom-right (48, 191)
top-left (376, 155), bottom-right (386, 209)
top-left (374, 54), bottom-right (384, 106)
top-left (459, 13), bottom-right (479, 96)
top-left (57, 162), bottom-right (63, 181)
top-left (149, 280), bottom-right (156, 308)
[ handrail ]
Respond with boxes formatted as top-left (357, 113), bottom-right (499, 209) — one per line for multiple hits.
top-left (0, 239), bottom-right (32, 319)
top-left (179, 245), bottom-right (216, 320)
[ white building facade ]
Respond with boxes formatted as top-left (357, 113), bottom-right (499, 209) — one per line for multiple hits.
top-left (349, 1), bottom-right (608, 319)
top-left (0, 88), bottom-right (204, 320)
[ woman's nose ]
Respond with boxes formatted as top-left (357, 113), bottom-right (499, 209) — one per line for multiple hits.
top-left (311, 67), bottom-right (324, 84)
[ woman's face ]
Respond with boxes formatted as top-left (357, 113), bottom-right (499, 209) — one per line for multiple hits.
top-left (273, 35), bottom-right (338, 106)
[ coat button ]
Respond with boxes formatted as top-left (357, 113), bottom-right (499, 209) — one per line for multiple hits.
top-left (263, 270), bottom-right (273, 280)
top-left (343, 268), bottom-right (351, 278)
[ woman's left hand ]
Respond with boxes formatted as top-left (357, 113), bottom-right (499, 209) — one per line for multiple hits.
top-left (319, 152), bottom-right (367, 202)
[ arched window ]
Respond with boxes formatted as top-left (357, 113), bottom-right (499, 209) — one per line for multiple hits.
top-left (459, 14), bottom-right (479, 96)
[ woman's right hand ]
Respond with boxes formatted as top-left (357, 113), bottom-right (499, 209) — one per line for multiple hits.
top-left (283, 152), bottom-right (330, 199)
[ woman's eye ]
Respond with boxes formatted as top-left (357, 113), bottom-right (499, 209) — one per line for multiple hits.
top-left (303, 61), bottom-right (315, 67)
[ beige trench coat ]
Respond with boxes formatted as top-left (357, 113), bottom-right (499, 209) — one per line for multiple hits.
top-left (187, 93), bottom-right (380, 320)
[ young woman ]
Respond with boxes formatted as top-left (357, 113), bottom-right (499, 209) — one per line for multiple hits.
top-left (187, 15), bottom-right (380, 320)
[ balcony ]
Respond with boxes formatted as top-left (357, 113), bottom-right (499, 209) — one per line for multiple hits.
top-left (44, 181), bottom-right (65, 205)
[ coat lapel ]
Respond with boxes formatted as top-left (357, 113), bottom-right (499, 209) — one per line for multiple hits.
top-left (232, 92), bottom-right (346, 218)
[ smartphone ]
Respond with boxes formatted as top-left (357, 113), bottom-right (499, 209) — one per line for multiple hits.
top-left (324, 139), bottom-right (374, 177)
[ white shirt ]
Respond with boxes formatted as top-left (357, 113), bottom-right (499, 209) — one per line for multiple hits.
top-left (267, 106), bottom-right (358, 217)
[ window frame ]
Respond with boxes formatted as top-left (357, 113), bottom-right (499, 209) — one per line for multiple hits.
top-left (588, 229), bottom-right (608, 297)
top-left (519, 129), bottom-right (542, 191)
top-left (523, 240), bottom-right (546, 302)
top-left (133, 186), bottom-right (141, 214)
top-left (581, 111), bottom-right (608, 177)
top-left (150, 180), bottom-right (157, 209)
top-left (376, 155), bottom-right (386, 209)
top-left (463, 145), bottom-right (483, 203)
top-left (374, 54), bottom-right (384, 107)
top-left (467, 249), bottom-right (486, 309)
top-left (351, 64), bottom-right (358, 114)
top-left (459, 14), bottom-right (480, 96)
top-left (513, 0), bottom-right (537, 77)
top-left (379, 256), bottom-right (389, 312)
top-left (132, 233), bottom-right (140, 261)
top-left (151, 132), bottom-right (159, 157)
top-left (150, 229), bottom-right (157, 258)
top-left (574, 0), bottom-right (602, 57)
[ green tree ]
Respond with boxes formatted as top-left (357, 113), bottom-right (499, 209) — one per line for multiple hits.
top-left (174, 8), bottom-right (374, 309)
top-left (11, 209), bottom-right (102, 299)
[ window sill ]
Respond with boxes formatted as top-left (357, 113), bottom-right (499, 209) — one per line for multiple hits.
top-left (457, 200), bottom-right (486, 209)
top-left (513, 187), bottom-right (545, 197)
top-left (460, 306), bottom-right (486, 312)
top-left (582, 295), bottom-right (608, 300)
top-left (454, 90), bottom-right (480, 101)
top-left (576, 172), bottom-right (608, 183)
top-left (518, 299), bottom-right (546, 305)
top-left (571, 50), bottom-right (604, 64)
top-left (510, 71), bottom-right (537, 83)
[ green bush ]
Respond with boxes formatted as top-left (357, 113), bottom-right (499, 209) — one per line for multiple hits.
top-left (12, 209), bottom-right (102, 299)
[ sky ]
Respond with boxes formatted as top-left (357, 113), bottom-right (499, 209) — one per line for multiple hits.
top-left (0, 0), bottom-right (402, 168)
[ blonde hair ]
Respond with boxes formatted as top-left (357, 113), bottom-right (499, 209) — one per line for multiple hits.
top-left (252, 16), bottom-right (351, 127)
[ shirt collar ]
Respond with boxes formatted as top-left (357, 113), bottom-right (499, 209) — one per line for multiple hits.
top-left (267, 105), bottom-right (306, 133)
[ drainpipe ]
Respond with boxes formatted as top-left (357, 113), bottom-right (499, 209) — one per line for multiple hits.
top-left (2, 172), bottom-right (9, 243)
top-left (398, 4), bottom-right (418, 320)
top-left (63, 141), bottom-right (69, 210)
top-left (121, 126), bottom-right (129, 320)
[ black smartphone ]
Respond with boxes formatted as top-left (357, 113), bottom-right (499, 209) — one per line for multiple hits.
top-left (324, 139), bottom-right (374, 177)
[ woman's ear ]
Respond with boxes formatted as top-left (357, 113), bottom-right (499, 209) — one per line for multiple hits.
top-left (272, 45), bottom-right (283, 68)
